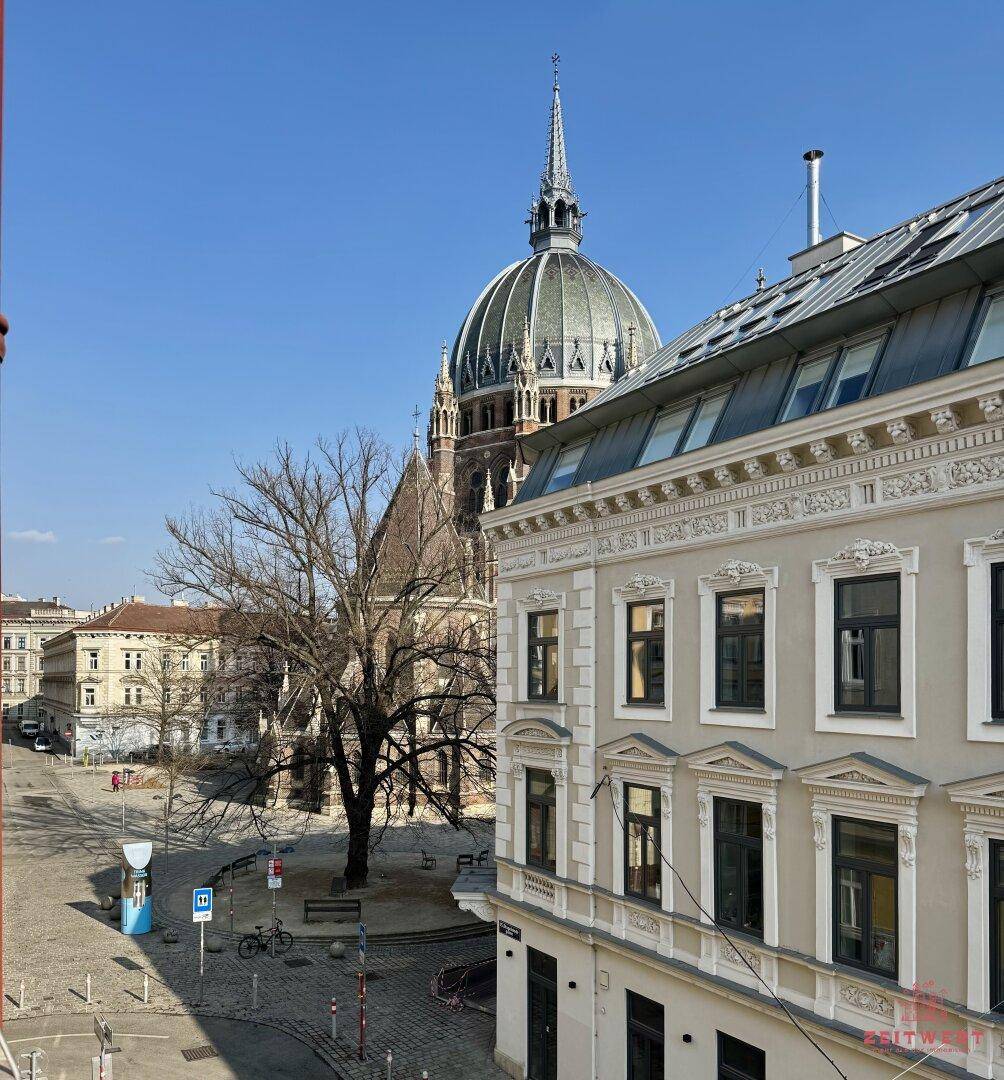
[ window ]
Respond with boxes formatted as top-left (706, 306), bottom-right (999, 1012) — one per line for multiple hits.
top-left (16, 656), bottom-right (25, 672)
top-left (200, 653), bottom-right (210, 672)
top-left (163, 688), bottom-right (172, 705)
top-left (1, 681), bottom-right (8, 695)
top-left (823, 337), bottom-right (883, 409)
top-left (135, 688), bottom-right (143, 706)
top-left (627, 601), bottom-right (664, 704)
top-left (479, 756), bottom-right (493, 783)
top-left (527, 612), bottom-right (559, 700)
top-left (16, 704), bottom-right (23, 718)
top-left (543, 441), bottom-right (587, 494)
top-left (180, 654), bottom-right (189, 672)
top-left (714, 799), bottom-right (763, 937)
top-left (636, 404), bottom-right (691, 467)
top-left (834, 575), bottom-right (899, 712)
top-left (161, 653), bottom-right (171, 672)
top-left (200, 690), bottom-right (209, 707)
top-left (968, 294), bottom-right (1004, 367)
top-left (124, 652), bottom-right (133, 670)
top-left (779, 354), bottom-right (832, 422)
top-left (1, 636), bottom-right (9, 650)
top-left (526, 768), bottom-right (556, 871)
top-left (216, 718), bottom-right (225, 740)
top-left (437, 750), bottom-right (449, 786)
top-left (16, 636), bottom-right (26, 650)
top-left (2, 658), bottom-right (9, 673)
top-left (992, 841), bottom-right (1004, 1014)
top-left (84, 687), bottom-right (95, 707)
top-left (993, 564), bottom-right (1004, 721)
top-left (461, 409), bottom-right (472, 436)
top-left (833, 817), bottom-right (897, 976)
top-left (717, 1032), bottom-right (765, 1080)
top-left (627, 991), bottom-right (664, 1080)
top-left (679, 391), bottom-right (729, 453)
top-left (624, 785), bottom-right (661, 902)
top-left (88, 651), bottom-right (99, 671)
top-left (715, 591), bottom-right (764, 709)
top-left (124, 688), bottom-right (132, 706)
top-left (37, 656), bottom-right (44, 672)
top-left (16, 679), bottom-right (25, 694)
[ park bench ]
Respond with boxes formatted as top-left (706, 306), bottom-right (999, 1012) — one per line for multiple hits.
top-left (230, 853), bottom-right (257, 876)
top-left (303, 898), bottom-right (362, 924)
top-left (456, 852), bottom-right (474, 871)
top-left (203, 869), bottom-right (225, 890)
top-left (420, 850), bottom-right (437, 869)
top-left (476, 848), bottom-right (490, 866)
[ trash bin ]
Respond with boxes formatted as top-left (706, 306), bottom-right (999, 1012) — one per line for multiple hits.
top-left (329, 875), bottom-right (347, 897)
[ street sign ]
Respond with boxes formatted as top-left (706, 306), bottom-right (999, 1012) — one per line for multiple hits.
top-left (267, 857), bottom-right (283, 877)
top-left (192, 887), bottom-right (213, 923)
top-left (267, 875), bottom-right (282, 889)
top-left (498, 920), bottom-right (521, 941)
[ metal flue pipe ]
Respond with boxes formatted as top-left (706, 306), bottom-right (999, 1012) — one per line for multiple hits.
top-left (804, 149), bottom-right (824, 247)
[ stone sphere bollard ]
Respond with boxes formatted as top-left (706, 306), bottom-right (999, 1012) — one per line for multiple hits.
top-left (162, 928), bottom-right (180, 944)
top-left (328, 941), bottom-right (346, 959)
top-left (205, 936), bottom-right (224, 954)
top-left (100, 895), bottom-right (116, 911)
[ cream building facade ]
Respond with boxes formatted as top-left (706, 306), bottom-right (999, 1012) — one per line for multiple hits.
top-left (41, 597), bottom-right (245, 759)
top-left (455, 169), bottom-right (1004, 1078)
top-left (1, 595), bottom-right (91, 730)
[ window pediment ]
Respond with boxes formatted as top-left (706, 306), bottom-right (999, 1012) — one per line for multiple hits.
top-left (945, 770), bottom-right (1004, 815)
top-left (797, 752), bottom-right (928, 801)
top-left (501, 717), bottom-right (571, 745)
top-left (600, 732), bottom-right (677, 776)
top-left (686, 741), bottom-right (785, 784)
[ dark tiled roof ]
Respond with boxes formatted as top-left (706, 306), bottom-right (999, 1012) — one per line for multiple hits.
top-left (76, 602), bottom-right (223, 635)
top-left (1, 600), bottom-right (77, 619)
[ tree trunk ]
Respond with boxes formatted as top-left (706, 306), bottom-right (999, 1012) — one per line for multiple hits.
top-left (343, 791), bottom-right (376, 889)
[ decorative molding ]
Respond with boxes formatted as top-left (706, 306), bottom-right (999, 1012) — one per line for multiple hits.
top-left (552, 509), bottom-right (569, 527)
top-left (614, 494), bottom-right (633, 513)
top-left (697, 792), bottom-right (711, 829)
top-left (501, 553), bottom-right (536, 573)
top-left (713, 466), bottom-right (737, 488)
top-left (965, 831), bottom-right (983, 880)
top-left (881, 468), bottom-right (938, 501)
top-left (812, 811), bottom-right (827, 851)
top-left (687, 474), bottom-right (708, 495)
top-left (828, 538), bottom-right (899, 571)
top-left (720, 939), bottom-right (762, 975)
top-left (690, 513), bottom-right (728, 537)
top-left (979, 394), bottom-right (1003, 423)
top-left (659, 481), bottom-right (681, 500)
top-left (457, 898), bottom-right (495, 923)
top-left (627, 909), bottom-right (659, 935)
top-left (660, 786), bottom-right (672, 821)
top-left (931, 406), bottom-right (960, 434)
top-left (899, 824), bottom-right (917, 868)
top-left (810, 440), bottom-right (837, 464)
top-left (510, 762), bottom-right (525, 779)
top-left (534, 516), bottom-right (550, 531)
top-left (743, 458), bottom-right (766, 480)
top-left (550, 766), bottom-right (566, 786)
top-left (623, 573), bottom-right (664, 591)
top-left (709, 560), bottom-right (764, 586)
top-left (804, 487), bottom-right (850, 515)
top-left (846, 429), bottom-right (875, 455)
top-left (654, 522), bottom-right (686, 544)
top-left (886, 418), bottom-right (916, 445)
top-left (839, 983), bottom-right (894, 1019)
top-left (775, 448), bottom-right (800, 472)
top-left (949, 453), bottom-right (1004, 488)
top-left (549, 542), bottom-right (590, 565)
top-left (525, 587), bottom-right (559, 606)
top-left (751, 497), bottom-right (796, 526)
top-left (523, 871), bottom-right (556, 905)
top-left (571, 505), bottom-right (591, 522)
top-left (763, 805), bottom-right (776, 841)
top-left (636, 487), bottom-right (657, 507)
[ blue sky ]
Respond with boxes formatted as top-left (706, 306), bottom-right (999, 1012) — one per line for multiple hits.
top-left (4, 1), bottom-right (1004, 608)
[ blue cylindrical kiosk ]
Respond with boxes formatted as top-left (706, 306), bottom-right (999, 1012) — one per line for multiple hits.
top-left (121, 841), bottom-right (153, 935)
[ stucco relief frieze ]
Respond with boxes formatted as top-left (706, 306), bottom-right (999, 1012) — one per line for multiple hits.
top-left (750, 497), bottom-right (797, 526)
top-left (839, 984), bottom-right (894, 1019)
top-left (623, 573), bottom-right (664, 591)
top-left (881, 468), bottom-right (939, 501)
top-left (653, 522), bottom-right (687, 544)
top-left (899, 824), bottom-right (917, 868)
top-left (525, 587), bottom-right (559, 606)
top-left (965, 832), bottom-right (983, 879)
top-left (803, 487), bottom-right (850, 515)
top-left (828, 539), bottom-right (899, 571)
top-left (549, 542), bottom-right (590, 564)
top-left (812, 811), bottom-right (828, 851)
top-left (697, 792), bottom-right (711, 828)
top-left (690, 513), bottom-right (728, 538)
top-left (709, 560), bottom-right (763, 586)
top-left (949, 454), bottom-right (1004, 488)
top-left (627, 909), bottom-right (659, 935)
top-left (510, 762), bottom-right (525, 779)
top-left (501, 553), bottom-right (536, 573)
top-left (762, 805), bottom-right (776, 841)
top-left (720, 940), bottom-right (762, 975)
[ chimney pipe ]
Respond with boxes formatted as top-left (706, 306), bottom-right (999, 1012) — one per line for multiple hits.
top-left (804, 150), bottom-right (823, 248)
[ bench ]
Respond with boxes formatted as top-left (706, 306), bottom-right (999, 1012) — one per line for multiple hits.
top-left (476, 848), bottom-right (490, 866)
top-left (303, 899), bottom-right (361, 924)
top-left (456, 853), bottom-right (475, 871)
top-left (203, 870), bottom-right (225, 890)
top-left (420, 850), bottom-right (437, 870)
top-left (230, 853), bottom-right (257, 877)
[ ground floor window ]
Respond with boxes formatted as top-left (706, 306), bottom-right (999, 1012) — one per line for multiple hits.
top-left (718, 1032), bottom-right (765, 1080)
top-left (627, 990), bottom-right (664, 1080)
top-left (992, 840), bottom-right (1004, 1013)
top-left (527, 948), bottom-right (557, 1080)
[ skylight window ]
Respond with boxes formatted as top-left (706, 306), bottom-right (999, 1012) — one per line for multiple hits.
top-left (823, 337), bottom-right (883, 408)
top-left (636, 405), bottom-right (692, 467)
top-left (544, 441), bottom-right (589, 494)
top-left (967, 294), bottom-right (1004, 368)
top-left (779, 354), bottom-right (833, 422)
top-left (679, 391), bottom-right (730, 453)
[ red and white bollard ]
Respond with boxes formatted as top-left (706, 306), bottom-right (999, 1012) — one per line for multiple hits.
top-left (386, 1049), bottom-right (392, 1079)
top-left (330, 997), bottom-right (337, 1040)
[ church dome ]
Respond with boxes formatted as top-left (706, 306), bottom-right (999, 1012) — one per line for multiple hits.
top-left (451, 251), bottom-right (660, 398)
top-left (448, 59), bottom-right (660, 400)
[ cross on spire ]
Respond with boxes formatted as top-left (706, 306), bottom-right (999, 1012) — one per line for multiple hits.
top-left (412, 404), bottom-right (421, 450)
top-left (551, 52), bottom-right (560, 89)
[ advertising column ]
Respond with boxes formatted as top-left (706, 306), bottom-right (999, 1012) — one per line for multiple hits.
top-left (120, 841), bottom-right (153, 935)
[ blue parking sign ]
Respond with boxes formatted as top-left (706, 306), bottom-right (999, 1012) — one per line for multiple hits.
top-left (193, 888), bottom-right (213, 923)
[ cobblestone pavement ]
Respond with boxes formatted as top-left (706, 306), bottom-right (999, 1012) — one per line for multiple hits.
top-left (3, 746), bottom-right (503, 1079)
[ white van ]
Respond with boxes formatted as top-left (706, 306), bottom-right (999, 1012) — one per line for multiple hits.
top-left (18, 719), bottom-right (40, 739)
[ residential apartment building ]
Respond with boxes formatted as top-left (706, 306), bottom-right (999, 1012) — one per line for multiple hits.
top-left (455, 167), bottom-right (1004, 1079)
top-left (41, 597), bottom-right (247, 758)
top-left (1, 595), bottom-right (91, 730)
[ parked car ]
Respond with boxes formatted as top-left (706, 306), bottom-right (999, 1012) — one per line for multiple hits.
top-left (33, 735), bottom-right (52, 752)
top-left (18, 720), bottom-right (40, 739)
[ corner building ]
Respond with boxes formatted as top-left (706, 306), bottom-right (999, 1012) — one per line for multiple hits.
top-left (454, 167), bottom-right (1004, 1078)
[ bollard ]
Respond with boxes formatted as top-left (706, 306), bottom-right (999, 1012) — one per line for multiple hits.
top-left (85, 973), bottom-right (91, 1005)
top-left (18, 980), bottom-right (24, 1009)
top-left (143, 973), bottom-right (149, 1004)
top-left (386, 1050), bottom-right (392, 1079)
top-left (330, 997), bottom-right (337, 1041)
top-left (252, 973), bottom-right (258, 1010)
top-left (422, 1072), bottom-right (429, 1079)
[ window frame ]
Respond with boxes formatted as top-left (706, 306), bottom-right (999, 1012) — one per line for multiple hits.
top-left (635, 386), bottom-right (733, 470)
top-left (991, 839), bottom-right (1004, 1015)
top-left (962, 286), bottom-right (1004, 369)
top-left (713, 797), bottom-right (765, 940)
top-left (717, 1031), bottom-right (765, 1080)
top-left (993, 562), bottom-right (1004, 722)
top-left (623, 783), bottom-right (662, 904)
top-left (775, 331), bottom-right (887, 425)
top-left (714, 589), bottom-right (766, 710)
top-left (526, 766), bottom-right (557, 872)
top-left (831, 816), bottom-right (899, 979)
top-left (626, 600), bottom-right (666, 705)
top-left (543, 439), bottom-right (589, 495)
top-left (527, 610), bottom-right (559, 702)
top-left (833, 573), bottom-right (901, 714)
top-left (626, 990), bottom-right (664, 1080)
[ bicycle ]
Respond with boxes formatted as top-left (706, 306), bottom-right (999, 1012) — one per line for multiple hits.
top-left (238, 918), bottom-right (293, 958)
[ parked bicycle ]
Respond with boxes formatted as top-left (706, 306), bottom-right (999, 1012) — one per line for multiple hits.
top-left (238, 918), bottom-right (293, 958)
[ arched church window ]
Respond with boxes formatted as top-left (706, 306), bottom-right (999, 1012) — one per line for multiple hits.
top-left (437, 750), bottom-right (449, 787)
top-left (468, 470), bottom-right (485, 516)
top-left (461, 410), bottom-right (473, 437)
top-left (481, 402), bottom-right (495, 430)
top-left (538, 203), bottom-right (550, 230)
top-left (504, 399), bottom-right (514, 426)
top-left (554, 200), bottom-right (566, 228)
top-left (495, 479), bottom-right (507, 509)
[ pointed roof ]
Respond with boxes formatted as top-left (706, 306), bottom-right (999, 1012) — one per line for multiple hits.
top-left (543, 70), bottom-right (573, 197)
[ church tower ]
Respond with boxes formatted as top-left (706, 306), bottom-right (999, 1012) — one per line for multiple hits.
top-left (428, 342), bottom-right (459, 515)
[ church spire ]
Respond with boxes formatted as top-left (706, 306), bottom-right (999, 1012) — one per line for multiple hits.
top-left (529, 55), bottom-right (584, 254)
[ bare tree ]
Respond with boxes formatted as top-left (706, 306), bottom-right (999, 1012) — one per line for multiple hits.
top-left (156, 431), bottom-right (495, 887)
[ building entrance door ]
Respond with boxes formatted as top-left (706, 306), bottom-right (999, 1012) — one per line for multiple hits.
top-left (527, 947), bottom-right (557, 1080)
